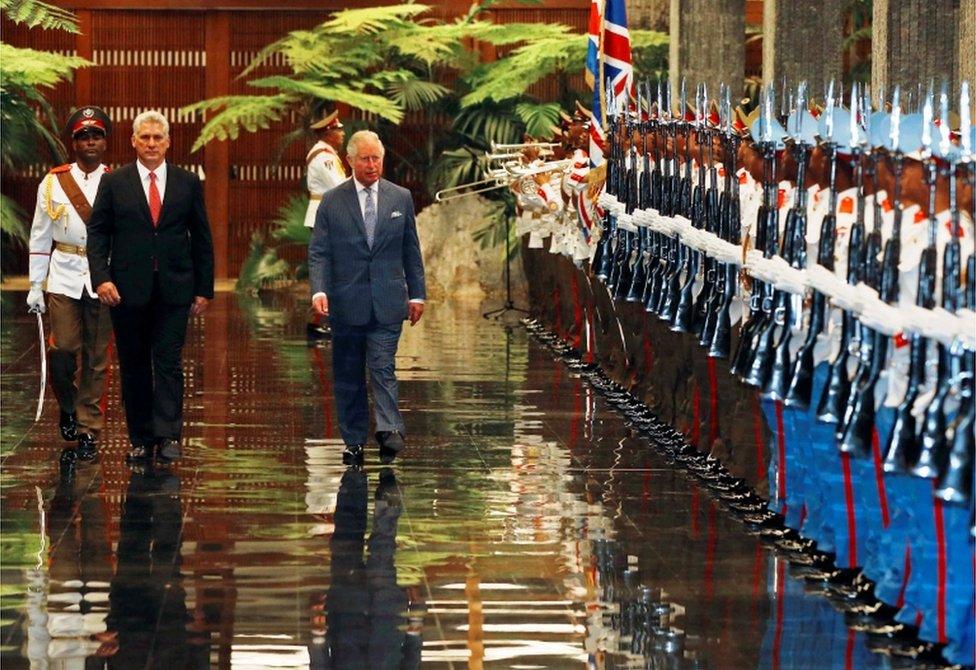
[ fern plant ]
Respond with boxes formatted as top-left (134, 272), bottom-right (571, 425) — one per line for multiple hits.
top-left (1, 1), bottom-right (90, 263)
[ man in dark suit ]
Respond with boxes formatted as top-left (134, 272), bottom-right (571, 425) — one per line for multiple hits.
top-left (88, 110), bottom-right (214, 465)
top-left (309, 130), bottom-right (425, 464)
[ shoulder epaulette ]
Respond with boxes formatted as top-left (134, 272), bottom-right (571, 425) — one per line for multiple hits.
top-left (49, 164), bottom-right (72, 174)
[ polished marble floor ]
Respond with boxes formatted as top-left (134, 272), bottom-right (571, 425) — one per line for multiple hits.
top-left (1, 291), bottom-right (896, 668)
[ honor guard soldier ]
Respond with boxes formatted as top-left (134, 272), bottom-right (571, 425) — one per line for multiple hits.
top-left (305, 110), bottom-right (347, 338)
top-left (27, 106), bottom-right (113, 465)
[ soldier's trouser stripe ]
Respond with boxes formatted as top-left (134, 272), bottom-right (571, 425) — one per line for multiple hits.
top-left (841, 453), bottom-right (858, 567)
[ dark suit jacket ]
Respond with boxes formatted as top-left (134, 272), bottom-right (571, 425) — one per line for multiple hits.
top-left (308, 178), bottom-right (425, 326)
top-left (88, 161), bottom-right (215, 307)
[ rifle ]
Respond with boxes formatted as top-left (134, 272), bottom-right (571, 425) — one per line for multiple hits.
top-left (732, 86), bottom-right (777, 378)
top-left (883, 86), bottom-right (938, 474)
top-left (782, 82), bottom-right (823, 408)
top-left (645, 81), bottom-right (672, 314)
top-left (836, 85), bottom-right (888, 454)
top-left (698, 84), bottom-right (725, 346)
top-left (673, 83), bottom-right (708, 333)
top-left (915, 82), bottom-right (965, 478)
top-left (658, 79), bottom-right (692, 321)
top-left (742, 85), bottom-right (789, 390)
top-left (707, 85), bottom-right (742, 359)
top-left (935, 82), bottom-right (974, 505)
top-left (817, 82), bottom-right (859, 424)
top-left (626, 84), bottom-right (652, 303)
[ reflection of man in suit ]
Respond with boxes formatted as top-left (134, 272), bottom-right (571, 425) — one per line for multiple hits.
top-left (88, 110), bottom-right (215, 465)
top-left (313, 468), bottom-right (422, 669)
top-left (98, 470), bottom-right (209, 668)
top-left (308, 130), bottom-right (426, 464)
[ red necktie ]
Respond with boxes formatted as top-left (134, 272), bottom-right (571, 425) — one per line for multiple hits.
top-left (148, 171), bottom-right (161, 226)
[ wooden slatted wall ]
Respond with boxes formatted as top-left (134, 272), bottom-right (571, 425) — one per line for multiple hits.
top-left (2, 1), bottom-right (590, 277)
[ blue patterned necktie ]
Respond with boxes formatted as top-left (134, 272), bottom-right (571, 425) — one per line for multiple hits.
top-left (363, 187), bottom-right (376, 248)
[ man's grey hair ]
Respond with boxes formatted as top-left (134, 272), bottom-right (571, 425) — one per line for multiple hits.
top-left (132, 110), bottom-right (170, 137)
top-left (346, 130), bottom-right (384, 159)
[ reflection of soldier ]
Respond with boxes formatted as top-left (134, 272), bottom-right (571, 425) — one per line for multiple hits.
top-left (25, 462), bottom-right (113, 665)
top-left (97, 470), bottom-right (209, 668)
top-left (312, 468), bottom-right (422, 669)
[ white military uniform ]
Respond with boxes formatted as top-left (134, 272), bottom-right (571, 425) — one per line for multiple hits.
top-left (29, 163), bottom-right (107, 297)
top-left (303, 141), bottom-right (347, 228)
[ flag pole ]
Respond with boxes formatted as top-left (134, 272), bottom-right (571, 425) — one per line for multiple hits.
top-left (597, 0), bottom-right (608, 136)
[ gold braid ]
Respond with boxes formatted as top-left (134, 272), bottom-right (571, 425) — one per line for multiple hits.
top-left (43, 175), bottom-right (67, 222)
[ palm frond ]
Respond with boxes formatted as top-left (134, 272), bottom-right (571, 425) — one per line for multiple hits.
top-left (461, 37), bottom-right (582, 106)
top-left (0, 43), bottom-right (89, 89)
top-left (1, 88), bottom-right (66, 169)
top-left (0, 194), bottom-right (29, 246)
top-left (235, 232), bottom-right (291, 294)
top-left (0, 0), bottom-right (78, 32)
top-left (241, 29), bottom-right (330, 78)
top-left (514, 101), bottom-right (561, 139)
top-left (453, 104), bottom-right (522, 145)
top-left (248, 76), bottom-right (404, 123)
top-left (181, 94), bottom-right (296, 153)
top-left (270, 194), bottom-right (312, 246)
top-left (465, 21), bottom-right (571, 45)
top-left (322, 4), bottom-right (431, 35)
top-left (426, 146), bottom-right (487, 195)
top-left (386, 78), bottom-right (450, 111)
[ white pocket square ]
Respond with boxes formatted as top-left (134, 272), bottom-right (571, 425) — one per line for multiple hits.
top-left (390, 210), bottom-right (403, 218)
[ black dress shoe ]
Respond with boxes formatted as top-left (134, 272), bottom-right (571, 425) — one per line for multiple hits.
top-left (127, 444), bottom-right (153, 462)
top-left (59, 410), bottom-right (78, 441)
top-left (157, 438), bottom-right (183, 463)
top-left (342, 444), bottom-right (365, 465)
top-left (376, 467), bottom-right (401, 506)
top-left (376, 430), bottom-right (405, 452)
top-left (77, 433), bottom-right (98, 461)
top-left (306, 322), bottom-right (331, 339)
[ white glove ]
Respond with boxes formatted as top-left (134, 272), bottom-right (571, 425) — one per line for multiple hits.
top-left (27, 286), bottom-right (45, 314)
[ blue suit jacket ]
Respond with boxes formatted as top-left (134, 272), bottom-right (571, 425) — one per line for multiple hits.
top-left (308, 177), bottom-right (426, 326)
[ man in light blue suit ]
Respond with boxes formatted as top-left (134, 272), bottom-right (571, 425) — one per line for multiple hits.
top-left (309, 130), bottom-right (426, 465)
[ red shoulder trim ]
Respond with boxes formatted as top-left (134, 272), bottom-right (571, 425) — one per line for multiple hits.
top-left (50, 164), bottom-right (72, 174)
top-left (104, 165), bottom-right (112, 173)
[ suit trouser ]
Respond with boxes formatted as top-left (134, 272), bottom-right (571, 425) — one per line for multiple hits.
top-left (110, 275), bottom-right (191, 446)
top-left (331, 319), bottom-right (404, 446)
top-left (47, 292), bottom-right (113, 436)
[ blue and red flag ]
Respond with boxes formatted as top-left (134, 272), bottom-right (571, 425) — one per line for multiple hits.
top-left (585, 0), bottom-right (633, 165)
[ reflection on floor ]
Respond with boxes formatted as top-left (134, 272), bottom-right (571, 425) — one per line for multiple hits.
top-left (1, 292), bottom-right (892, 668)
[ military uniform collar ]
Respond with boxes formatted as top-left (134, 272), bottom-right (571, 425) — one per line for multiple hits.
top-left (71, 162), bottom-right (106, 182)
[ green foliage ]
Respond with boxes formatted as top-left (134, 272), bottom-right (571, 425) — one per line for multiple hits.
top-left (0, 195), bottom-right (28, 246)
top-left (452, 103), bottom-right (522, 146)
top-left (320, 4), bottom-right (430, 34)
top-left (236, 232), bottom-right (291, 294)
top-left (270, 194), bottom-right (312, 246)
top-left (182, 95), bottom-right (295, 153)
top-left (386, 78), bottom-right (451, 111)
top-left (0, 0), bottom-right (78, 32)
top-left (514, 101), bottom-right (562, 139)
top-left (1, 5), bottom-right (89, 269)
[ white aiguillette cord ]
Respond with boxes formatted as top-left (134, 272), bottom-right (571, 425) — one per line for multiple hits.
top-left (598, 190), bottom-right (976, 352)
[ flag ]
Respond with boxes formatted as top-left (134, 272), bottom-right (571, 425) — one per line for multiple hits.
top-left (585, 0), bottom-right (633, 166)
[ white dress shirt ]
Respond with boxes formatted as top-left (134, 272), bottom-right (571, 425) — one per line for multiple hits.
top-left (136, 160), bottom-right (167, 205)
top-left (352, 176), bottom-right (378, 220)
